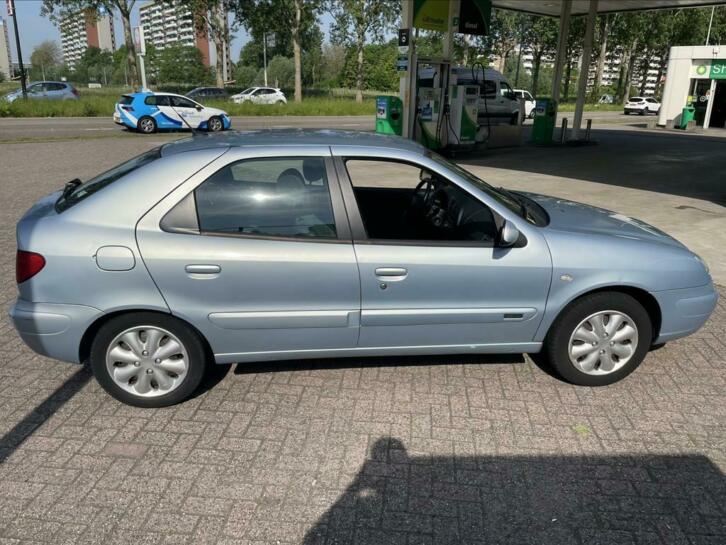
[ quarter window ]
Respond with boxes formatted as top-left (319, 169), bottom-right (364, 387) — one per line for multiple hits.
top-left (195, 157), bottom-right (337, 239)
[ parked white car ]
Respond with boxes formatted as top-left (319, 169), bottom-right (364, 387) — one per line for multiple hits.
top-left (514, 89), bottom-right (536, 118)
top-left (624, 96), bottom-right (660, 115)
top-left (231, 87), bottom-right (287, 105)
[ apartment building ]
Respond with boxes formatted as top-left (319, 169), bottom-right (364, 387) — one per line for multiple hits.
top-left (139, 0), bottom-right (210, 67)
top-left (0, 16), bottom-right (11, 80)
top-left (59, 8), bottom-right (115, 70)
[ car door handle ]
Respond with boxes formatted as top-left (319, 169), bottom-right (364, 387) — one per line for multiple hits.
top-left (185, 264), bottom-right (221, 274)
top-left (375, 267), bottom-right (408, 278)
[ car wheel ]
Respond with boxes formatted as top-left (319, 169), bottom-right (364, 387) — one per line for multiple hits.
top-left (207, 116), bottom-right (223, 132)
top-left (544, 292), bottom-right (652, 386)
top-left (276, 100), bottom-right (285, 105)
top-left (90, 312), bottom-right (208, 407)
top-left (137, 116), bottom-right (157, 134)
top-left (639, 109), bottom-right (645, 116)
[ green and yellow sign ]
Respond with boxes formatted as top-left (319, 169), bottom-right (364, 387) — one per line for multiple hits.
top-left (413, 0), bottom-right (450, 32)
top-left (693, 60), bottom-right (726, 79)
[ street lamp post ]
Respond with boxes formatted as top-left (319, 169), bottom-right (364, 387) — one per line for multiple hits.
top-left (7, 0), bottom-right (27, 99)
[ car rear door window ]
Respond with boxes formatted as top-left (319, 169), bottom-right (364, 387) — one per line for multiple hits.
top-left (194, 157), bottom-right (338, 239)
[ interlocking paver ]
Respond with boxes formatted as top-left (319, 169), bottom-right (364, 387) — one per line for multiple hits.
top-left (0, 138), bottom-right (724, 544)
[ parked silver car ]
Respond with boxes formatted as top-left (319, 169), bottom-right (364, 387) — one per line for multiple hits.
top-left (3, 81), bottom-right (80, 103)
top-left (11, 131), bottom-right (717, 407)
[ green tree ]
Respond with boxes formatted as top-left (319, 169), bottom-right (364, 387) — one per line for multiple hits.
top-left (328, 0), bottom-right (400, 103)
top-left (488, 9), bottom-right (525, 73)
top-left (30, 41), bottom-right (62, 81)
top-left (234, 64), bottom-right (259, 88)
top-left (157, 44), bottom-right (212, 84)
top-left (340, 41), bottom-right (397, 92)
top-left (319, 43), bottom-right (346, 88)
top-left (42, 0), bottom-right (139, 86)
top-left (522, 15), bottom-right (558, 97)
top-left (260, 55), bottom-right (295, 88)
top-left (74, 46), bottom-right (114, 84)
top-left (234, 0), bottom-right (323, 102)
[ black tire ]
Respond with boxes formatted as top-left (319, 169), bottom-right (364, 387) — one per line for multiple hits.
top-left (639, 109), bottom-right (645, 116)
top-left (276, 100), bottom-right (285, 105)
top-left (207, 116), bottom-right (223, 132)
top-left (544, 292), bottom-right (652, 387)
top-left (137, 116), bottom-right (157, 134)
top-left (90, 312), bottom-right (208, 407)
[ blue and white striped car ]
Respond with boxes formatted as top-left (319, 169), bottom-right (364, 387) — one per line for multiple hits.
top-left (114, 92), bottom-right (231, 134)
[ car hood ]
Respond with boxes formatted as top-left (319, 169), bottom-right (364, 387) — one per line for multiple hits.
top-left (518, 192), bottom-right (685, 249)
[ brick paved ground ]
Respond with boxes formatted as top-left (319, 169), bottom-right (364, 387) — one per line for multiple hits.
top-left (0, 139), bottom-right (724, 544)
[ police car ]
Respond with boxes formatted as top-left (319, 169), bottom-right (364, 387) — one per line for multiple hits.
top-left (114, 92), bottom-right (232, 133)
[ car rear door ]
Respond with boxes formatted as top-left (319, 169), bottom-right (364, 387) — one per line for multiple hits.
top-left (333, 149), bottom-right (552, 351)
top-left (136, 146), bottom-right (360, 363)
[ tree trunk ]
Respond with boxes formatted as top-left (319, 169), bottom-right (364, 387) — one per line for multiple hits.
top-left (532, 54), bottom-right (542, 97)
top-left (564, 60), bottom-right (572, 101)
top-left (354, 29), bottom-right (365, 103)
top-left (213, 4), bottom-right (227, 87)
top-left (119, 11), bottom-right (138, 87)
top-left (622, 40), bottom-right (637, 103)
top-left (592, 15), bottom-right (608, 99)
top-left (292, 0), bottom-right (302, 103)
top-left (639, 55), bottom-right (650, 96)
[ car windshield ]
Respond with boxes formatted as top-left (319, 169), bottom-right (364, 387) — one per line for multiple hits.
top-left (55, 148), bottom-right (161, 212)
top-left (427, 152), bottom-right (526, 219)
top-left (241, 88), bottom-right (255, 95)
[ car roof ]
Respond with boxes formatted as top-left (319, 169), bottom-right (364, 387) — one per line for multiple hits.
top-left (160, 129), bottom-right (426, 157)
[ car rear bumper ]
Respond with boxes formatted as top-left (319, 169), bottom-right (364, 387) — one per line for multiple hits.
top-left (652, 283), bottom-right (718, 344)
top-left (9, 299), bottom-right (102, 363)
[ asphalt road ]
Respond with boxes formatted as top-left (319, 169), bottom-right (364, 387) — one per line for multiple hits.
top-left (0, 110), bottom-right (648, 140)
top-left (0, 115), bottom-right (375, 140)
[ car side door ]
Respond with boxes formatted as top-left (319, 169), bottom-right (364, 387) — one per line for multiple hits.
top-left (136, 147), bottom-right (361, 363)
top-left (333, 148), bottom-right (552, 351)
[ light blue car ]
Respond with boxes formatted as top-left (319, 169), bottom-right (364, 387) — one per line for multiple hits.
top-left (114, 92), bottom-right (231, 133)
top-left (3, 81), bottom-right (80, 103)
top-left (10, 131), bottom-right (717, 407)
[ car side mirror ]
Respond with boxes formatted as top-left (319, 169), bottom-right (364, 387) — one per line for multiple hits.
top-left (498, 220), bottom-right (520, 247)
top-left (195, 105), bottom-right (203, 111)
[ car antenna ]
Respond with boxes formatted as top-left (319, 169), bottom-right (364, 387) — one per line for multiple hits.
top-left (167, 97), bottom-right (203, 137)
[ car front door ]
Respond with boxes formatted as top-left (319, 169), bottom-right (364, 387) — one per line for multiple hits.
top-left (333, 151), bottom-right (552, 351)
top-left (136, 148), bottom-right (360, 363)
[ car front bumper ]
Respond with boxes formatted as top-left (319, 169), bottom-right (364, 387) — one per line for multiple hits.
top-left (9, 299), bottom-right (102, 363)
top-left (651, 283), bottom-right (718, 344)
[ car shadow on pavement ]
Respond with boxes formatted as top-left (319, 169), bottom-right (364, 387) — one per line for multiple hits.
top-left (232, 353), bottom-right (526, 375)
top-left (0, 364), bottom-right (91, 464)
top-left (459, 128), bottom-right (726, 207)
top-left (301, 436), bottom-right (726, 544)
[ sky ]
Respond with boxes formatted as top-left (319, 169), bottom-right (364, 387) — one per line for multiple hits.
top-left (3, 0), bottom-right (335, 66)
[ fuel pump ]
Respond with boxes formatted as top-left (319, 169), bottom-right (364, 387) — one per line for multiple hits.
top-left (446, 84), bottom-right (480, 147)
top-left (410, 57), bottom-right (450, 150)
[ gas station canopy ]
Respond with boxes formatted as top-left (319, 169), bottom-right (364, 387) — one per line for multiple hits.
top-left (492, 0), bottom-right (726, 17)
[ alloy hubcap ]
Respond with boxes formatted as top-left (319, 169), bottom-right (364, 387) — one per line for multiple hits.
top-left (105, 326), bottom-right (189, 397)
top-left (568, 311), bottom-right (638, 375)
top-left (210, 118), bottom-right (221, 131)
top-left (140, 119), bottom-right (153, 132)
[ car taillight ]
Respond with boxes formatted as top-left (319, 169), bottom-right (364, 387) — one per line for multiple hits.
top-left (72, 87), bottom-right (80, 97)
top-left (16, 250), bottom-right (46, 284)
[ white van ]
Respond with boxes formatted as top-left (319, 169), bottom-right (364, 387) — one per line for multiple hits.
top-left (451, 67), bottom-right (521, 125)
top-left (416, 66), bottom-right (521, 125)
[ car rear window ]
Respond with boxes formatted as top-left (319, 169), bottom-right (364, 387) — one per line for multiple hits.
top-left (55, 148), bottom-right (161, 213)
top-left (119, 95), bottom-right (134, 105)
top-left (629, 97), bottom-right (644, 102)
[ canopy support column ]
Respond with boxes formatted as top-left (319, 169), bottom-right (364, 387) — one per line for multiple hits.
top-left (400, 1), bottom-right (415, 138)
top-left (572, 0), bottom-right (598, 140)
top-left (551, 0), bottom-right (572, 104)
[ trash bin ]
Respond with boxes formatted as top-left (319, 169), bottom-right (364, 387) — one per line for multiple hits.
top-left (679, 105), bottom-right (696, 129)
top-left (531, 98), bottom-right (557, 144)
top-left (376, 96), bottom-right (403, 136)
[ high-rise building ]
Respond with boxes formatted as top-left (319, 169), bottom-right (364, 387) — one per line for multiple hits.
top-left (139, 0), bottom-right (210, 67)
top-left (0, 16), bottom-right (12, 80)
top-left (59, 8), bottom-right (116, 70)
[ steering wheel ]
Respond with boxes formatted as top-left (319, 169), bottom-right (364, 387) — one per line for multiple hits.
top-left (407, 176), bottom-right (439, 216)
